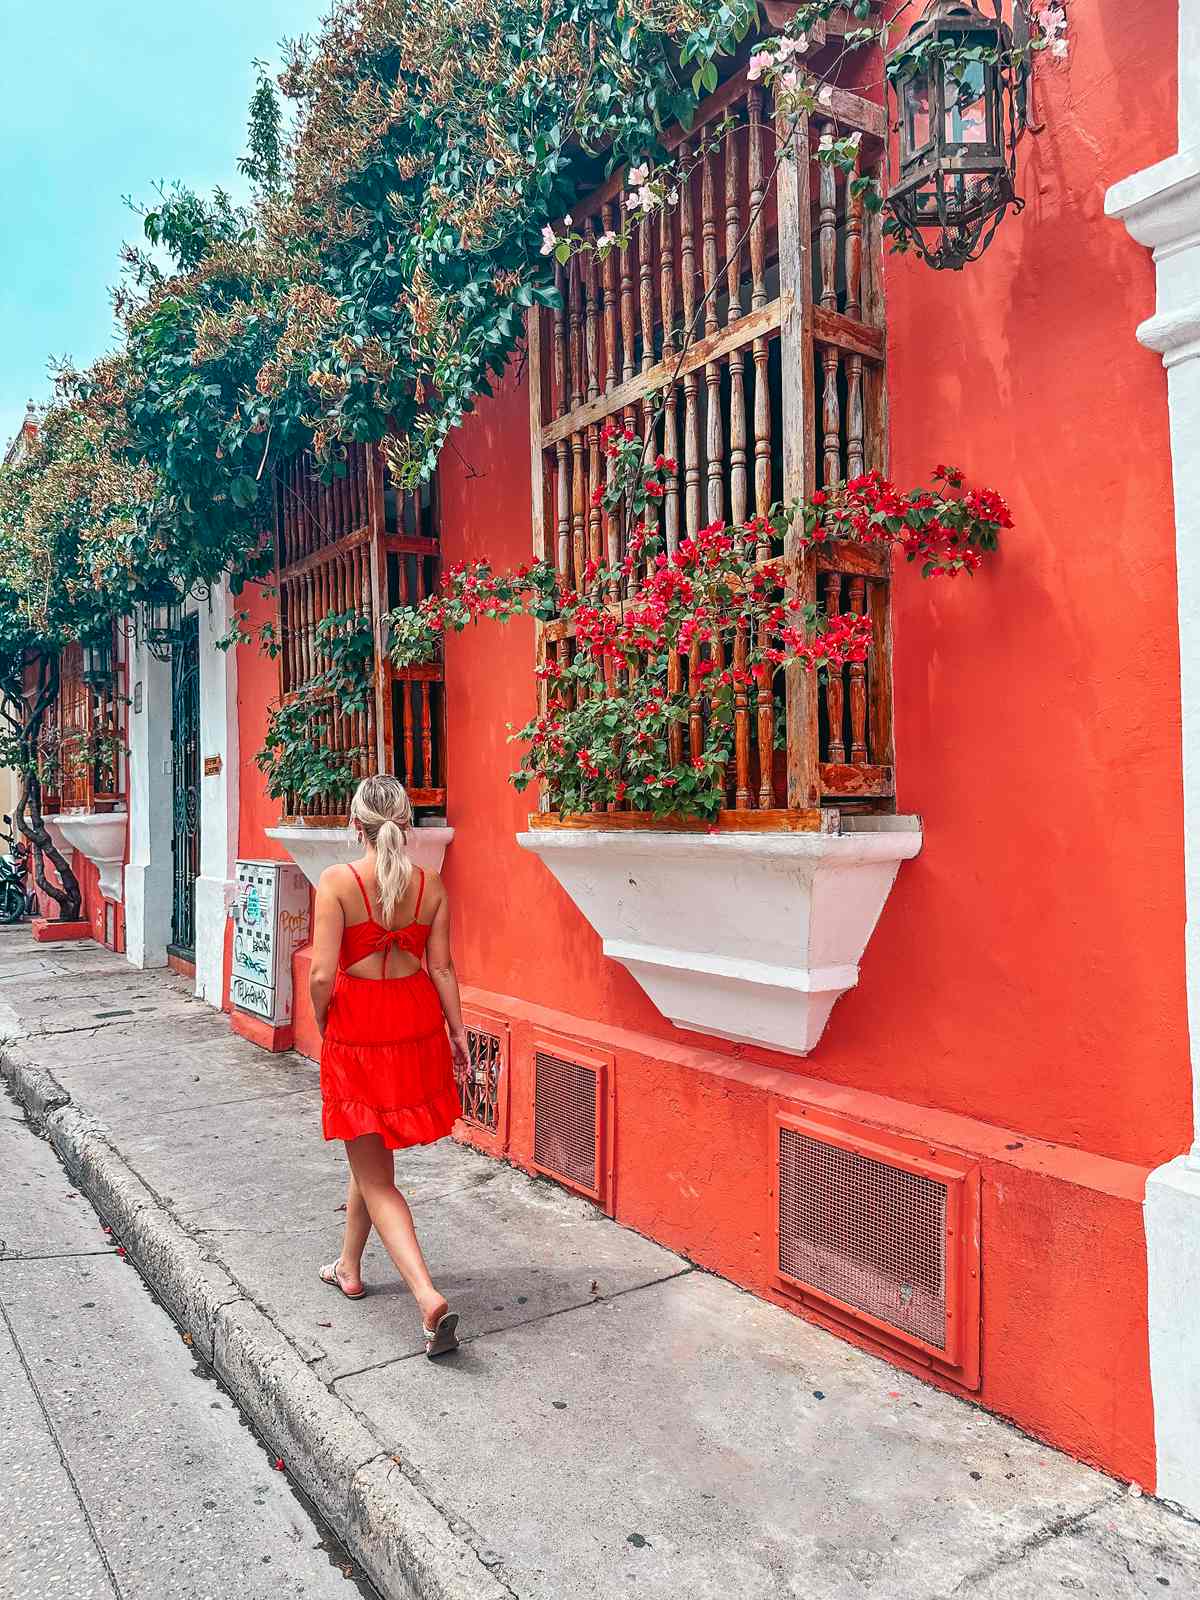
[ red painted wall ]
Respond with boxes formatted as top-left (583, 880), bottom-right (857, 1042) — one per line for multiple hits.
top-left (440, 9), bottom-right (1185, 1174)
top-left (228, 5), bottom-right (1181, 1484)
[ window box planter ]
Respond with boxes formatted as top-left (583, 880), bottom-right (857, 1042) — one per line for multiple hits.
top-left (43, 809), bottom-right (128, 902)
top-left (265, 821), bottom-right (455, 890)
top-left (517, 813), bottom-right (921, 1056)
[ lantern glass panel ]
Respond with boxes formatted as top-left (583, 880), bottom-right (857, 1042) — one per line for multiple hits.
top-left (902, 72), bottom-right (932, 163)
top-left (943, 60), bottom-right (989, 144)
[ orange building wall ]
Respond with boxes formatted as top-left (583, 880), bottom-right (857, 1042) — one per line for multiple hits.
top-left (227, 5), bottom-right (1181, 1486)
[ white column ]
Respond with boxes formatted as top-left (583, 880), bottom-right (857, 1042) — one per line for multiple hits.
top-left (123, 631), bottom-right (173, 968)
top-left (1106, 0), bottom-right (1200, 1511)
top-left (193, 585), bottom-right (240, 1008)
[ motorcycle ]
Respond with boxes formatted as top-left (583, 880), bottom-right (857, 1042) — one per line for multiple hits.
top-left (0, 815), bottom-right (34, 924)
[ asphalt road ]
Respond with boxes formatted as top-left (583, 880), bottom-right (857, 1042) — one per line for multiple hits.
top-left (0, 1094), bottom-right (374, 1600)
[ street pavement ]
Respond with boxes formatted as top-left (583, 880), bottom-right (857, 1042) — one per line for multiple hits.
top-left (3, 926), bottom-right (1200, 1599)
top-left (0, 1090), bottom-right (374, 1599)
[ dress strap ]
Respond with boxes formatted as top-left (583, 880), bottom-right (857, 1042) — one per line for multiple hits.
top-left (347, 863), bottom-right (373, 920)
top-left (412, 867), bottom-right (426, 921)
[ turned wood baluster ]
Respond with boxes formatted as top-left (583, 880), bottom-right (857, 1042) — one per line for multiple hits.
top-left (825, 571), bottom-right (845, 761)
top-left (584, 227), bottom-right (603, 575)
top-left (601, 204), bottom-right (619, 396)
top-left (638, 207), bottom-right (655, 376)
top-left (584, 219), bottom-right (600, 404)
top-left (688, 639), bottom-right (704, 761)
top-left (756, 663), bottom-right (775, 809)
top-left (571, 427), bottom-right (586, 594)
top-left (552, 264), bottom-right (571, 581)
top-left (823, 343), bottom-right (842, 488)
top-left (568, 254), bottom-right (584, 412)
top-left (848, 574), bottom-right (868, 762)
top-left (679, 157), bottom-right (701, 538)
top-left (701, 144), bottom-right (724, 524)
top-left (555, 442), bottom-right (570, 581)
top-left (819, 154), bottom-right (842, 487)
top-left (845, 152), bottom-right (866, 479)
top-left (749, 89), bottom-right (771, 557)
top-left (668, 647), bottom-right (684, 767)
top-left (619, 196), bottom-right (636, 386)
top-left (618, 195), bottom-right (640, 555)
top-left (420, 684), bottom-right (433, 788)
top-left (726, 111), bottom-right (747, 529)
top-left (637, 205), bottom-right (659, 571)
top-left (552, 261), bottom-right (568, 416)
top-left (360, 546), bottom-right (377, 765)
top-left (659, 203), bottom-right (680, 557)
top-left (734, 624), bottom-right (752, 808)
top-left (282, 579), bottom-right (294, 692)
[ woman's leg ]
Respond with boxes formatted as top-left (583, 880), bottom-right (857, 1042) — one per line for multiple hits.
top-left (335, 1170), bottom-right (373, 1294)
top-left (344, 1134), bottom-right (447, 1326)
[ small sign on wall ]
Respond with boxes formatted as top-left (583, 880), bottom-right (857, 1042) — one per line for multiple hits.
top-left (204, 755), bottom-right (223, 777)
top-left (133, 681), bottom-right (143, 714)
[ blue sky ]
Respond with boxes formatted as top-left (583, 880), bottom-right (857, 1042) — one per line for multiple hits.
top-left (0, 1), bottom-right (330, 451)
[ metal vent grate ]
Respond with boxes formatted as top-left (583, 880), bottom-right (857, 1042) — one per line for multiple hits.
top-left (533, 1051), bottom-right (599, 1197)
top-left (779, 1126), bottom-right (947, 1350)
top-left (459, 1026), bottom-right (502, 1132)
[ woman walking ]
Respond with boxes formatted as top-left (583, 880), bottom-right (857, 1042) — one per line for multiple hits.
top-left (309, 775), bottom-right (467, 1356)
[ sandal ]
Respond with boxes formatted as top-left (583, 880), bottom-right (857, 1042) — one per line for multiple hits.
top-left (318, 1260), bottom-right (366, 1300)
top-left (423, 1310), bottom-right (460, 1359)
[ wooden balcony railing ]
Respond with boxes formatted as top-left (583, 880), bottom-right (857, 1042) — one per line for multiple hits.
top-left (275, 443), bottom-right (446, 820)
top-left (527, 69), bottom-right (894, 825)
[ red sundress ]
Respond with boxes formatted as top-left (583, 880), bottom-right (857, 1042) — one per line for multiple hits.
top-left (320, 865), bottom-right (461, 1150)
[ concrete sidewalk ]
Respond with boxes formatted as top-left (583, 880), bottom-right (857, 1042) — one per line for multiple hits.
top-left (3, 928), bottom-right (1199, 1600)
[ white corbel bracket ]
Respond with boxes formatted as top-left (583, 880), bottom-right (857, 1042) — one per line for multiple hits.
top-left (518, 817), bottom-right (921, 1056)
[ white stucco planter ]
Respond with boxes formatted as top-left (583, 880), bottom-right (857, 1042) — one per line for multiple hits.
top-left (265, 823), bottom-right (455, 889)
top-left (517, 817), bottom-right (922, 1055)
top-left (44, 810), bottom-right (128, 902)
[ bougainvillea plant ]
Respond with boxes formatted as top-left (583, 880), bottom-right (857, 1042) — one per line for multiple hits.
top-left (387, 433), bottom-right (1011, 818)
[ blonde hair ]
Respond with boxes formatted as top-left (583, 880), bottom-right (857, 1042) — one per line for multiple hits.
top-left (349, 775), bottom-right (414, 923)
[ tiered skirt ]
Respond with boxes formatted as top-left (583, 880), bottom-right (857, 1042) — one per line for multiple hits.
top-left (320, 968), bottom-right (460, 1150)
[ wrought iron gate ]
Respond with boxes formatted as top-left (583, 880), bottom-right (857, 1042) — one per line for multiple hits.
top-left (170, 614), bottom-right (200, 958)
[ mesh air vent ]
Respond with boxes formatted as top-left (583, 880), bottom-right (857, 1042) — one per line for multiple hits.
top-left (533, 1051), bottom-right (599, 1198)
top-left (779, 1125), bottom-right (948, 1350)
top-left (459, 1025), bottom-right (502, 1132)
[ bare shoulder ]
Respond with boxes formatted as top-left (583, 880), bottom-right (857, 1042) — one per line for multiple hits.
top-left (419, 865), bottom-right (447, 907)
top-left (317, 862), bottom-right (353, 898)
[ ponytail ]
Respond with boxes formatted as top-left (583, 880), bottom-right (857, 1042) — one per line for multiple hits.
top-left (349, 774), bottom-right (414, 922)
top-left (373, 816), bottom-right (412, 923)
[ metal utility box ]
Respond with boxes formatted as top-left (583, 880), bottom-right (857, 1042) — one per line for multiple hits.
top-left (231, 860), bottom-right (311, 1025)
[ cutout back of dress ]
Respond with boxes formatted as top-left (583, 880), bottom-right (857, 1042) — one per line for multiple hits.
top-left (339, 863), bottom-right (431, 979)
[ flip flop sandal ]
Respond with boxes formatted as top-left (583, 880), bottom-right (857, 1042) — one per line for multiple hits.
top-left (423, 1311), bottom-right (460, 1359)
top-left (318, 1261), bottom-right (366, 1300)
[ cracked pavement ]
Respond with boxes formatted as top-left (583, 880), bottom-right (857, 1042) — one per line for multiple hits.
top-left (3, 928), bottom-right (1200, 1599)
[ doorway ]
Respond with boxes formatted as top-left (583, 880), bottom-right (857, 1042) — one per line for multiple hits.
top-left (169, 613), bottom-right (200, 959)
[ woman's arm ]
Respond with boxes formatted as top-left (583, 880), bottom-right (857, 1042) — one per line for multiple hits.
top-left (308, 869), bottom-right (344, 1036)
top-left (426, 890), bottom-right (468, 1072)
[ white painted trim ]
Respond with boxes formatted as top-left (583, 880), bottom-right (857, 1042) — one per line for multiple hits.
top-left (517, 820), bottom-right (922, 1056)
top-left (123, 632), bottom-right (173, 969)
top-left (1107, 0), bottom-right (1200, 1509)
top-left (193, 586), bottom-right (240, 1009)
top-left (265, 824), bottom-right (454, 888)
top-left (48, 811), bottom-right (128, 902)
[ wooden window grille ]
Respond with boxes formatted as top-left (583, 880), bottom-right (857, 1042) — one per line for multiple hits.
top-left (45, 634), bottom-right (124, 813)
top-left (526, 73), bottom-right (894, 823)
top-left (275, 442), bottom-right (447, 819)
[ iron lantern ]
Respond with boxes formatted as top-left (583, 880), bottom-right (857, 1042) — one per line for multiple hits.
top-left (142, 584), bottom-right (184, 662)
top-left (80, 631), bottom-right (114, 687)
top-left (886, 0), bottom-right (1028, 270)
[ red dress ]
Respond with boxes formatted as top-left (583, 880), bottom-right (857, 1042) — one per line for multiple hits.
top-left (320, 865), bottom-right (461, 1150)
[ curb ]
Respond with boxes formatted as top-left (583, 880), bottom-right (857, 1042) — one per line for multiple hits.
top-left (1, 1043), bottom-right (513, 1600)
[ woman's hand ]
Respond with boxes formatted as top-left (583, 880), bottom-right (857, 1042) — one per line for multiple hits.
top-left (449, 1027), bottom-right (470, 1074)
